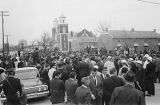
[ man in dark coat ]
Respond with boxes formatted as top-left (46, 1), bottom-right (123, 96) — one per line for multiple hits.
top-left (65, 72), bottom-right (78, 104)
top-left (65, 58), bottom-right (73, 75)
top-left (103, 67), bottom-right (124, 105)
top-left (17, 58), bottom-right (24, 68)
top-left (145, 57), bottom-right (156, 96)
top-left (57, 63), bottom-right (69, 82)
top-left (110, 71), bottom-right (146, 105)
top-left (101, 67), bottom-right (110, 105)
top-left (2, 68), bottom-right (22, 105)
top-left (96, 59), bottom-right (104, 73)
top-left (88, 66), bottom-right (103, 105)
top-left (32, 48), bottom-right (40, 65)
top-left (40, 64), bottom-right (50, 90)
top-left (136, 60), bottom-right (146, 96)
top-left (50, 71), bottom-right (65, 104)
top-left (77, 58), bottom-right (91, 85)
top-left (76, 77), bottom-right (92, 105)
top-left (154, 55), bottom-right (160, 83)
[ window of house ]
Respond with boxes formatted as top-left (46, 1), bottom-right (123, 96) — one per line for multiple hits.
top-left (63, 27), bottom-right (66, 33)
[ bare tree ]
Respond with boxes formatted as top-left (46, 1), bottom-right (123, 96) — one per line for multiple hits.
top-left (18, 39), bottom-right (27, 51)
top-left (95, 21), bottom-right (111, 51)
top-left (40, 32), bottom-right (50, 50)
top-left (96, 21), bottom-right (111, 33)
top-left (31, 40), bottom-right (39, 49)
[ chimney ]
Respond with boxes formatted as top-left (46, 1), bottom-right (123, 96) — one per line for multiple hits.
top-left (153, 29), bottom-right (156, 32)
top-left (131, 28), bottom-right (134, 32)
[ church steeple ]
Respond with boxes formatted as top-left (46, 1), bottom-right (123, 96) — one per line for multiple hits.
top-left (59, 14), bottom-right (66, 24)
top-left (52, 14), bottom-right (69, 52)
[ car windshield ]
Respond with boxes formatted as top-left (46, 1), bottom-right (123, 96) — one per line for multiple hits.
top-left (15, 69), bottom-right (38, 80)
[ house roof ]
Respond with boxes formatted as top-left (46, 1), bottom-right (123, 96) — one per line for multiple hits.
top-left (77, 29), bottom-right (95, 37)
top-left (106, 30), bottom-right (160, 39)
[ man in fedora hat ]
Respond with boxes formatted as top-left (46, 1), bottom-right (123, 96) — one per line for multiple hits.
top-left (110, 71), bottom-right (146, 105)
top-left (2, 68), bottom-right (22, 105)
top-left (103, 67), bottom-right (124, 105)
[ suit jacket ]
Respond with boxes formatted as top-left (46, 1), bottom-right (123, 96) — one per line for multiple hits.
top-left (65, 64), bottom-right (73, 75)
top-left (103, 76), bottom-right (124, 98)
top-left (50, 78), bottom-right (65, 104)
top-left (154, 58), bottom-right (160, 72)
top-left (110, 84), bottom-right (146, 105)
top-left (78, 61), bottom-right (90, 78)
top-left (136, 68), bottom-right (146, 90)
top-left (65, 78), bottom-right (79, 103)
top-left (146, 62), bottom-right (156, 79)
top-left (2, 77), bottom-right (22, 104)
top-left (88, 75), bottom-right (103, 97)
top-left (100, 73), bottom-right (110, 82)
top-left (3, 77), bottom-right (22, 96)
top-left (76, 86), bottom-right (92, 105)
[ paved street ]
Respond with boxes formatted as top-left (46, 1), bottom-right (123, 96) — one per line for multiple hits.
top-left (28, 83), bottom-right (160, 105)
top-left (145, 83), bottom-right (160, 105)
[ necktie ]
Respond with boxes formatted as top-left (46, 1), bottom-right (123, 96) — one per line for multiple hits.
top-left (94, 77), bottom-right (97, 86)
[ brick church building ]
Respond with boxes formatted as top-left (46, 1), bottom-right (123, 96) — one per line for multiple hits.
top-left (52, 15), bottom-right (97, 51)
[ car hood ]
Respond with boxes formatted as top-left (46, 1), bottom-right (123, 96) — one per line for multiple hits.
top-left (21, 78), bottom-right (42, 87)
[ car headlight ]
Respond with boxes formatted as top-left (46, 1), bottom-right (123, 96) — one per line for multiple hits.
top-left (38, 87), bottom-right (42, 92)
top-left (43, 86), bottom-right (47, 91)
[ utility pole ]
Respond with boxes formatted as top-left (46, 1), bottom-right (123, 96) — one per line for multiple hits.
top-left (5, 35), bottom-right (11, 55)
top-left (0, 11), bottom-right (9, 58)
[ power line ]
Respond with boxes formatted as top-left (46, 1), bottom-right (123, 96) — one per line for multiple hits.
top-left (138, 0), bottom-right (160, 4)
top-left (0, 11), bottom-right (9, 58)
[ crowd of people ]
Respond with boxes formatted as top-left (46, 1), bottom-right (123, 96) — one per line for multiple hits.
top-left (0, 48), bottom-right (160, 105)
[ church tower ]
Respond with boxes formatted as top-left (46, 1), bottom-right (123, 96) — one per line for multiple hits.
top-left (52, 14), bottom-right (69, 51)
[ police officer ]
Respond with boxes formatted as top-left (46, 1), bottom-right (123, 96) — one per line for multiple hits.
top-left (2, 68), bottom-right (22, 105)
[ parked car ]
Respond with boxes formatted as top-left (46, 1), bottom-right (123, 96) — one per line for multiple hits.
top-left (1, 67), bottom-right (49, 104)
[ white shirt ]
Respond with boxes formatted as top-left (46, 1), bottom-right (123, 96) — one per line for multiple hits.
top-left (101, 73), bottom-right (106, 79)
top-left (92, 75), bottom-right (97, 86)
top-left (48, 68), bottom-right (56, 80)
top-left (82, 85), bottom-right (88, 89)
top-left (143, 60), bottom-right (149, 69)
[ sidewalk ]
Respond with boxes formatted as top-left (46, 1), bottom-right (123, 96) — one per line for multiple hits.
top-left (146, 83), bottom-right (160, 105)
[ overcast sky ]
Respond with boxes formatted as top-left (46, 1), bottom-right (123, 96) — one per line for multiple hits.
top-left (0, 0), bottom-right (160, 47)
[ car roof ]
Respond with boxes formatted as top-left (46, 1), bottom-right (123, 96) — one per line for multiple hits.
top-left (15, 67), bottom-right (38, 71)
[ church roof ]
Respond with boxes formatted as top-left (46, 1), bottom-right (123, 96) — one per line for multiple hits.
top-left (77, 29), bottom-right (95, 37)
top-left (106, 30), bottom-right (160, 39)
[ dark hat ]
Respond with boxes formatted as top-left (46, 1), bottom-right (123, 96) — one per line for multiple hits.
top-left (124, 71), bottom-right (135, 82)
top-left (57, 62), bottom-right (64, 67)
top-left (6, 68), bottom-right (15, 73)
